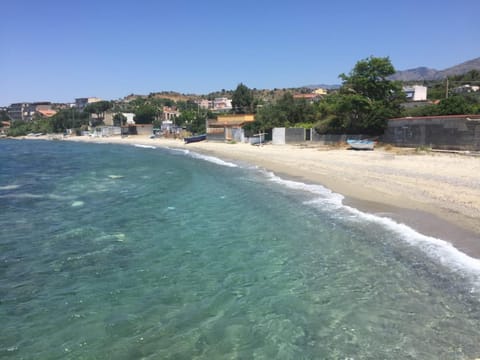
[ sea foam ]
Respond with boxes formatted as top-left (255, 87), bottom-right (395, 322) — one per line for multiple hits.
top-left (174, 149), bottom-right (238, 168)
top-left (347, 206), bottom-right (480, 282)
top-left (266, 170), bottom-right (480, 285)
top-left (0, 184), bottom-right (21, 190)
top-left (133, 144), bottom-right (156, 149)
top-left (155, 147), bottom-right (480, 283)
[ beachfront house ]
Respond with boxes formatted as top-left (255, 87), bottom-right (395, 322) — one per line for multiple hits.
top-left (206, 114), bottom-right (255, 142)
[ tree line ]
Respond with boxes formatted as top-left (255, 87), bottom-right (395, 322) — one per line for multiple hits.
top-left (5, 56), bottom-right (480, 137)
top-left (5, 95), bottom-right (211, 136)
top-left (238, 57), bottom-right (480, 135)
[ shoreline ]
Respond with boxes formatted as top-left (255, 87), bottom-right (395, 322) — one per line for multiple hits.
top-left (18, 134), bottom-right (480, 259)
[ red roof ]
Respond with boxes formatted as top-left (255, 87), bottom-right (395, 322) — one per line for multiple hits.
top-left (37, 109), bottom-right (57, 117)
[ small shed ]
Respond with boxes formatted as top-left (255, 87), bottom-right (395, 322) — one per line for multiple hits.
top-left (206, 114), bottom-right (255, 142)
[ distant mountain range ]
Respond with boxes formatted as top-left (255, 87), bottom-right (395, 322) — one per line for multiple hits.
top-left (389, 57), bottom-right (480, 81)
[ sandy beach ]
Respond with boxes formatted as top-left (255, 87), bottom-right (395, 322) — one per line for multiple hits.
top-left (60, 135), bottom-right (480, 258)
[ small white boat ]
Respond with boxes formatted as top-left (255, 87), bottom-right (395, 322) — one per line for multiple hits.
top-left (347, 139), bottom-right (376, 150)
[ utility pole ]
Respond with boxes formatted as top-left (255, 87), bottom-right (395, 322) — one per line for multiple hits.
top-left (445, 78), bottom-right (449, 99)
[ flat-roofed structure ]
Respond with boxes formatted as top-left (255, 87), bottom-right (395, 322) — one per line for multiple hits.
top-left (383, 115), bottom-right (480, 150)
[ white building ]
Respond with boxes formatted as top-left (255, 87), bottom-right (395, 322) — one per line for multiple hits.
top-left (403, 85), bottom-right (427, 101)
top-left (197, 99), bottom-right (211, 110)
top-left (213, 97), bottom-right (233, 111)
top-left (195, 98), bottom-right (233, 111)
top-left (453, 84), bottom-right (480, 94)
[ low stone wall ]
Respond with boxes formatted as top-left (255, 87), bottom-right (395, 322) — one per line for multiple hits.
top-left (285, 128), bottom-right (306, 143)
top-left (206, 133), bottom-right (225, 142)
top-left (311, 133), bottom-right (365, 144)
top-left (135, 124), bottom-right (154, 136)
top-left (273, 128), bottom-right (366, 145)
top-left (272, 128), bottom-right (308, 144)
top-left (383, 115), bottom-right (480, 150)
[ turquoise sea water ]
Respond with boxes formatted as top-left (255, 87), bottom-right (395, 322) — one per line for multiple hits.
top-left (1, 139), bottom-right (480, 359)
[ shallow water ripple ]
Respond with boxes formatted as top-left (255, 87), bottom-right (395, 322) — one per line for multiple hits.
top-left (1, 139), bottom-right (480, 359)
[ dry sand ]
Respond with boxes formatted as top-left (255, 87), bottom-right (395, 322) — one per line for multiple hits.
top-left (62, 135), bottom-right (480, 258)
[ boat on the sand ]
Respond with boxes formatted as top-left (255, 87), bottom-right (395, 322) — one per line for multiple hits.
top-left (184, 134), bottom-right (207, 144)
top-left (347, 139), bottom-right (376, 150)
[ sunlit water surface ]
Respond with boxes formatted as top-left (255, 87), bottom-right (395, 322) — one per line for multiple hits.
top-left (1, 139), bottom-right (480, 359)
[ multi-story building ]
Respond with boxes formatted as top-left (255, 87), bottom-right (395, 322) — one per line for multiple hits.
top-left (197, 99), bottom-right (211, 110)
top-left (213, 97), bottom-right (232, 112)
top-left (7, 102), bottom-right (53, 121)
top-left (162, 106), bottom-right (181, 121)
top-left (7, 103), bottom-right (30, 121)
top-left (75, 97), bottom-right (102, 110)
top-left (195, 98), bottom-right (234, 112)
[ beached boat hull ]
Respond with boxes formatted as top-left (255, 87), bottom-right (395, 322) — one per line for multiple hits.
top-left (347, 139), bottom-right (375, 150)
top-left (184, 134), bottom-right (206, 144)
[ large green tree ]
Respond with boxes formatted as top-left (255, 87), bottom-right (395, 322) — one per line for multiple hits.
top-left (339, 56), bottom-right (400, 101)
top-left (0, 110), bottom-right (10, 122)
top-left (245, 92), bottom-right (317, 133)
top-left (232, 83), bottom-right (254, 114)
top-left (134, 104), bottom-right (157, 124)
top-left (7, 108), bottom-right (89, 136)
top-left (83, 101), bottom-right (112, 119)
top-left (437, 96), bottom-right (474, 115)
top-left (317, 56), bottom-right (404, 134)
top-left (113, 112), bottom-right (127, 126)
top-left (51, 108), bottom-right (89, 132)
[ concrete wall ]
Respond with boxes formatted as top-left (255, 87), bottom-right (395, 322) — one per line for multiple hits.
top-left (383, 116), bottom-right (480, 150)
top-left (272, 128), bottom-right (308, 144)
top-left (273, 128), bottom-right (366, 145)
top-left (206, 128), bottom-right (246, 142)
top-left (311, 133), bottom-right (365, 144)
top-left (231, 128), bottom-right (245, 142)
top-left (206, 132), bottom-right (225, 142)
top-left (285, 128), bottom-right (306, 143)
top-left (272, 128), bottom-right (286, 144)
top-left (94, 126), bottom-right (121, 137)
top-left (135, 124), bottom-right (154, 136)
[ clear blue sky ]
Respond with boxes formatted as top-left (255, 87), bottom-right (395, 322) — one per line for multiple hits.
top-left (1, 0), bottom-right (479, 106)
